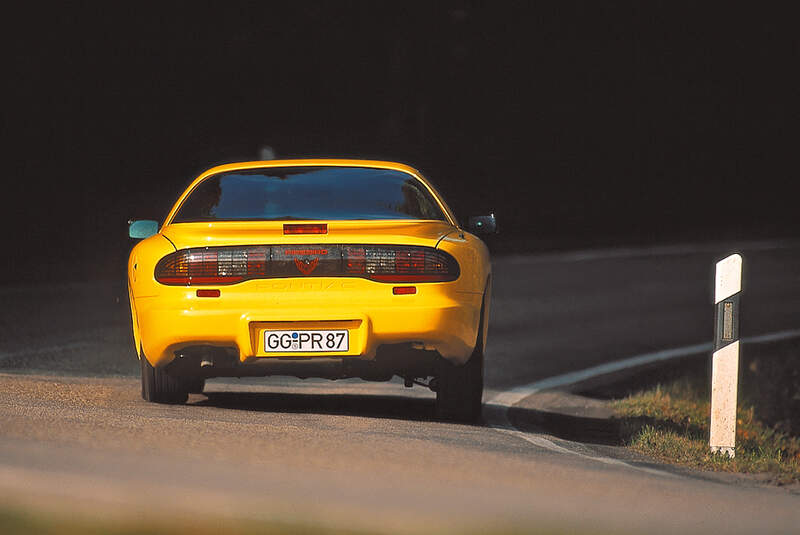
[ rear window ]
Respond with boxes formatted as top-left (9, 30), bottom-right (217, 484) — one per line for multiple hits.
top-left (172, 166), bottom-right (447, 223)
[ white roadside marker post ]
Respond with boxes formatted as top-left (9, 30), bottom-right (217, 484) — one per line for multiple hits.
top-left (710, 253), bottom-right (743, 458)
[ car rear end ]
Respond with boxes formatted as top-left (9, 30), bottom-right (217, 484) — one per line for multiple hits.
top-left (128, 162), bottom-right (490, 384)
top-left (134, 223), bottom-right (484, 373)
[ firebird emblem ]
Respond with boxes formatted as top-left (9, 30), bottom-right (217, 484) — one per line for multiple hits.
top-left (294, 257), bottom-right (319, 275)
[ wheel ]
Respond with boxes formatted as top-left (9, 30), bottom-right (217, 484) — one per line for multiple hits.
top-left (435, 291), bottom-right (487, 423)
top-left (187, 378), bottom-right (205, 394)
top-left (140, 351), bottom-right (189, 404)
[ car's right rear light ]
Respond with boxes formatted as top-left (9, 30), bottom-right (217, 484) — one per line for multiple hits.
top-left (343, 246), bottom-right (458, 282)
top-left (155, 244), bottom-right (458, 285)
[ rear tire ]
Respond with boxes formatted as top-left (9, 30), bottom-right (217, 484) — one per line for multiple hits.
top-left (140, 352), bottom-right (189, 404)
top-left (187, 378), bottom-right (205, 394)
top-left (435, 293), bottom-right (486, 423)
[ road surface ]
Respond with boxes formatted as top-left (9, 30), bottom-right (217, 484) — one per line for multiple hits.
top-left (1, 241), bottom-right (799, 533)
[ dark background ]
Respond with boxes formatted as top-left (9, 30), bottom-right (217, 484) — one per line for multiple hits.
top-left (2, 2), bottom-right (797, 283)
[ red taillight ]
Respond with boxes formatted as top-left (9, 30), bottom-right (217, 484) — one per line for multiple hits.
top-left (155, 247), bottom-right (267, 285)
top-left (155, 245), bottom-right (458, 285)
top-left (395, 249), bottom-right (425, 273)
top-left (346, 246), bottom-right (457, 282)
top-left (344, 247), bottom-right (366, 274)
top-left (247, 249), bottom-right (267, 275)
top-left (283, 223), bottom-right (327, 235)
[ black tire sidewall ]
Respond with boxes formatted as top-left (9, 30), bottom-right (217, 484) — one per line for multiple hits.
top-left (435, 288), bottom-right (487, 422)
top-left (140, 351), bottom-right (188, 404)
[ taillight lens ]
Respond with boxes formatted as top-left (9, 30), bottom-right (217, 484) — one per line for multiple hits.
top-left (155, 245), bottom-right (458, 286)
top-left (155, 246), bottom-right (268, 285)
top-left (343, 246), bottom-right (458, 282)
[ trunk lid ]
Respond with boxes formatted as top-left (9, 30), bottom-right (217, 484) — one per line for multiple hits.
top-left (161, 220), bottom-right (457, 250)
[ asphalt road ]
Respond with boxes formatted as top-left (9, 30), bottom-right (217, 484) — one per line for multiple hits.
top-left (1, 241), bottom-right (799, 533)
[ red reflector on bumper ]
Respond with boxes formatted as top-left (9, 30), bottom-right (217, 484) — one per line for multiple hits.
top-left (283, 223), bottom-right (328, 234)
top-left (196, 289), bottom-right (220, 298)
top-left (392, 286), bottom-right (417, 295)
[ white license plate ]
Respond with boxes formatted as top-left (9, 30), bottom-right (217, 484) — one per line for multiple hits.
top-left (264, 330), bottom-right (349, 353)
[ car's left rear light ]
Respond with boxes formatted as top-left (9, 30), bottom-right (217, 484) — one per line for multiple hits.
top-left (155, 247), bottom-right (268, 285)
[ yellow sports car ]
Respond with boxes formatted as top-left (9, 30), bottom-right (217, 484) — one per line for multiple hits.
top-left (127, 159), bottom-right (495, 421)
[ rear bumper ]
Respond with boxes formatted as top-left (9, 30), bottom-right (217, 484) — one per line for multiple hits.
top-left (134, 278), bottom-right (482, 368)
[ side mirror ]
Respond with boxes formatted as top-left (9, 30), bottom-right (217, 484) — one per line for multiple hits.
top-left (128, 219), bottom-right (159, 239)
top-left (467, 214), bottom-right (498, 235)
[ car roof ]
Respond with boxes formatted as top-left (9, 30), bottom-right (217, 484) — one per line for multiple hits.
top-left (164, 159), bottom-right (458, 227)
top-left (199, 159), bottom-right (423, 178)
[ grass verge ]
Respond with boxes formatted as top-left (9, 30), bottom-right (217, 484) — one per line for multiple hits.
top-left (612, 339), bottom-right (800, 485)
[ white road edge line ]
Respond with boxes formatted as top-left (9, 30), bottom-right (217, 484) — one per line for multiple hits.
top-left (491, 426), bottom-right (675, 478)
top-left (484, 328), bottom-right (800, 476)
